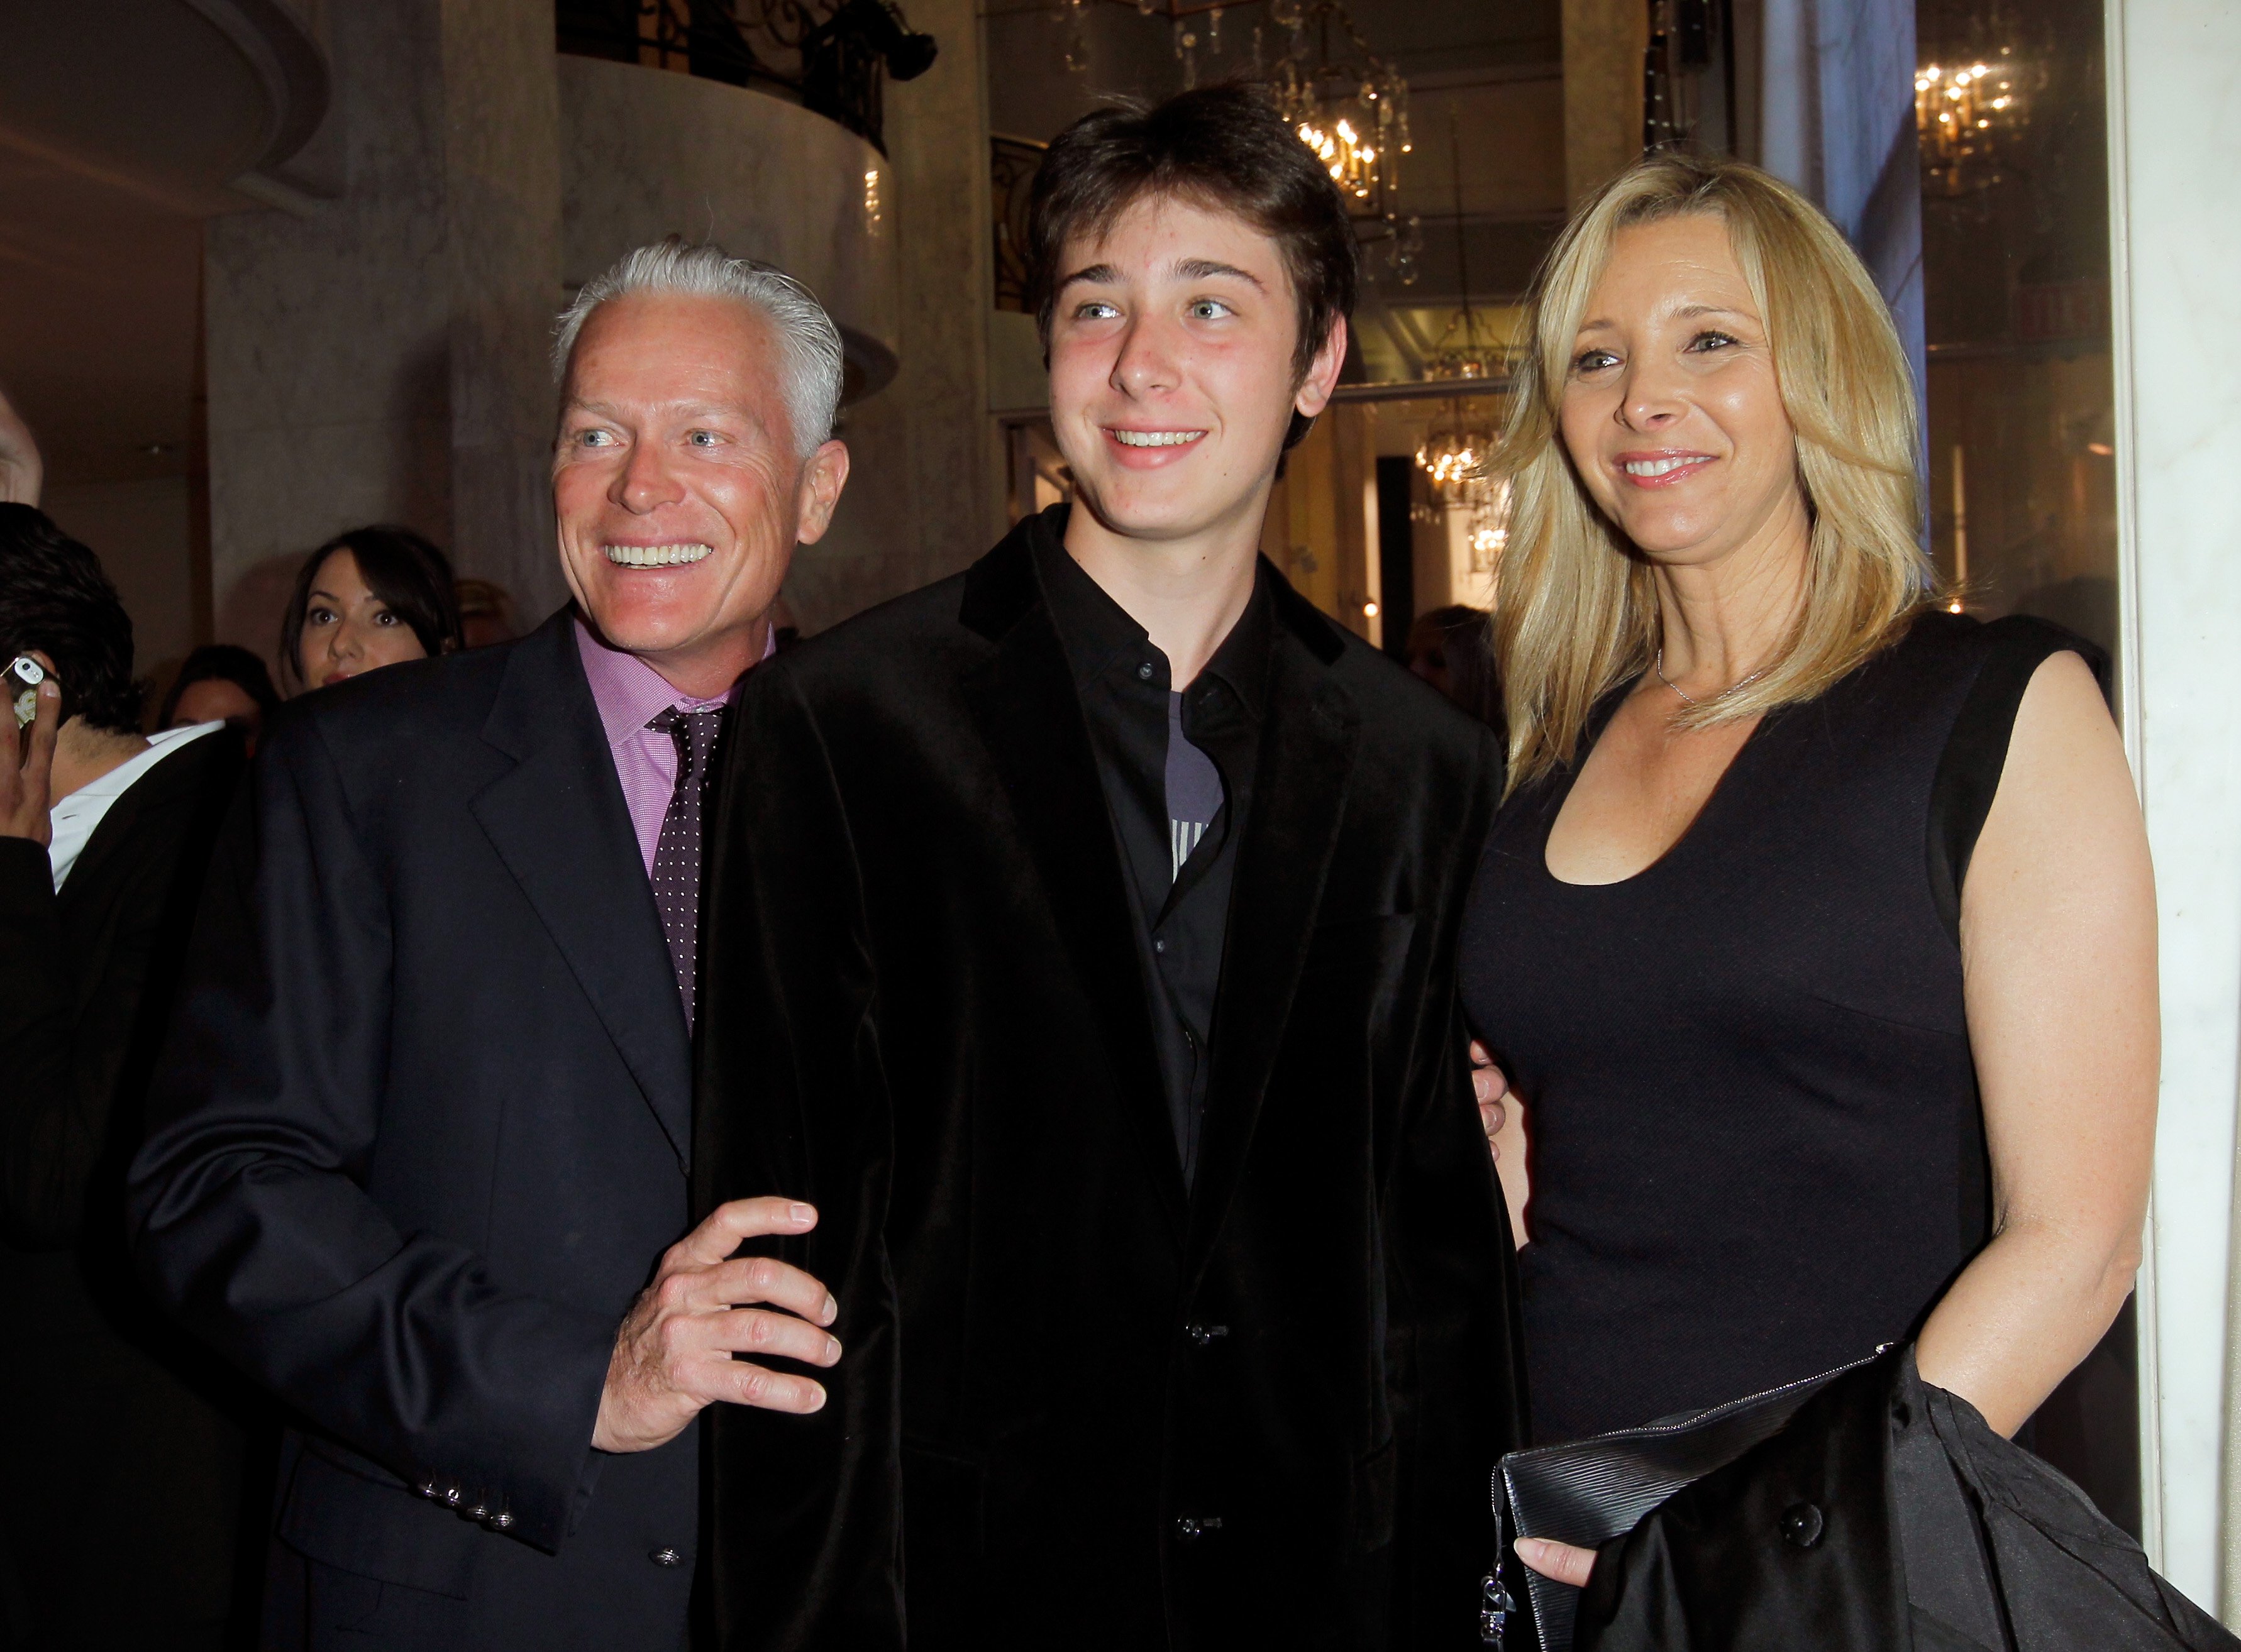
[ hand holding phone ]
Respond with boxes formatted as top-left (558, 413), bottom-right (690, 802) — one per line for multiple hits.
top-left (11, 654), bottom-right (46, 729)
top-left (4, 653), bottom-right (59, 846)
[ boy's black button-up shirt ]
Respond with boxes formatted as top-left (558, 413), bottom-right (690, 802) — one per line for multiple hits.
top-left (1033, 526), bottom-right (1271, 1186)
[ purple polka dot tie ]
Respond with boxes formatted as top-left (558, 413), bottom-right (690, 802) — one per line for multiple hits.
top-left (648, 707), bottom-right (724, 1030)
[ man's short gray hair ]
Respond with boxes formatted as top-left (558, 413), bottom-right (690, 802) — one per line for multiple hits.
top-left (552, 238), bottom-right (845, 457)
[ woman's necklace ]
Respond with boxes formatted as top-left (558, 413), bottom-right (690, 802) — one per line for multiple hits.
top-left (1654, 647), bottom-right (1768, 709)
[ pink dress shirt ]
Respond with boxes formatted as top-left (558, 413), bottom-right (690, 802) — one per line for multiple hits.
top-left (574, 619), bottom-right (766, 874)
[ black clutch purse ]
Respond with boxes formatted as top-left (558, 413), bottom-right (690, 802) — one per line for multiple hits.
top-left (1493, 1350), bottom-right (1885, 1651)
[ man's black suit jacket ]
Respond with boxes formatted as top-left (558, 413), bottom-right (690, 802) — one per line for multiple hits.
top-left (695, 512), bottom-right (1529, 1650)
top-left (1, 725), bottom-right (253, 1647)
top-left (129, 614), bottom-right (701, 1650)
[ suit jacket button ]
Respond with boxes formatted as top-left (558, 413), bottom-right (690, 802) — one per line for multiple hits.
top-left (1780, 1502), bottom-right (1824, 1548)
top-left (650, 1546), bottom-right (684, 1567)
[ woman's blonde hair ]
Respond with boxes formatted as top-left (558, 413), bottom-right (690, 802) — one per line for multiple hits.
top-left (1493, 151), bottom-right (1931, 796)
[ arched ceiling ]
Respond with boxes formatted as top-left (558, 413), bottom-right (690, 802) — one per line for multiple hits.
top-left (0, 0), bottom-right (328, 485)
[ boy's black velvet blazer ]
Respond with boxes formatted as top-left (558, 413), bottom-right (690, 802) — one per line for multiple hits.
top-left (694, 511), bottom-right (1528, 1650)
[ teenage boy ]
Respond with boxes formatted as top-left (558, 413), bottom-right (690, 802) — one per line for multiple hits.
top-left (695, 86), bottom-right (1525, 1649)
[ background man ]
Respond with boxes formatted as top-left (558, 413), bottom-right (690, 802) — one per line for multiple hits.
top-left (695, 87), bottom-right (1525, 1649)
top-left (129, 242), bottom-right (851, 1651)
top-left (1, 502), bottom-right (253, 1649)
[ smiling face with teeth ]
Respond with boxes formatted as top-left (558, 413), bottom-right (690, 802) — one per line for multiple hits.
top-left (553, 291), bottom-right (849, 698)
top-left (1047, 194), bottom-right (1346, 569)
top-left (1558, 213), bottom-right (1810, 580)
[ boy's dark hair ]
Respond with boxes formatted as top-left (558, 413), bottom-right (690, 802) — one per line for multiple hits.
top-left (1026, 82), bottom-right (1358, 447)
top-left (157, 643), bottom-right (283, 727)
top-left (280, 525), bottom-right (463, 688)
top-left (0, 504), bottom-right (142, 735)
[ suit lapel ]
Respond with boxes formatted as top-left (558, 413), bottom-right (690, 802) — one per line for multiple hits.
top-left (958, 536), bottom-right (1188, 1240)
top-left (1186, 627), bottom-right (1360, 1265)
top-left (472, 615), bottom-right (694, 1165)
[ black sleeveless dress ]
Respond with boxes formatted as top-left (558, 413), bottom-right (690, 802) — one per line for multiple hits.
top-left (1459, 612), bottom-right (2090, 1445)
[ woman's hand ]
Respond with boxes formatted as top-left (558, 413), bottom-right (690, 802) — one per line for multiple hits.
top-left (1916, 651), bottom-right (2156, 1434)
top-left (1516, 1537), bottom-right (1596, 1587)
top-left (1472, 1040), bottom-right (1532, 1248)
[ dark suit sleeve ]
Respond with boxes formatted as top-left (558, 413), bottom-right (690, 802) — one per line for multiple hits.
top-left (126, 713), bottom-right (616, 1553)
top-left (0, 835), bottom-right (90, 1247)
top-left (1385, 729), bottom-right (1529, 1639)
top-left (695, 664), bottom-right (905, 1649)
top-left (0, 738), bottom-right (237, 1248)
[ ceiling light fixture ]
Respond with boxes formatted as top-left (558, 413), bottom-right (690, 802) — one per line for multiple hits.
top-left (1059, 0), bottom-right (1419, 280)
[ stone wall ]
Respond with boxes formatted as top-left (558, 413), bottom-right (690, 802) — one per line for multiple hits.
top-left (203, 0), bottom-right (991, 671)
top-left (790, 0), bottom-right (999, 634)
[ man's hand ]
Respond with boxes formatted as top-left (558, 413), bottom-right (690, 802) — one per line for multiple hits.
top-left (1516, 1536), bottom-right (1597, 1587)
top-left (592, 1197), bottom-right (840, 1454)
top-left (3, 662), bottom-right (59, 844)
top-left (0, 380), bottom-right (42, 508)
top-left (1471, 1040), bottom-right (1509, 1162)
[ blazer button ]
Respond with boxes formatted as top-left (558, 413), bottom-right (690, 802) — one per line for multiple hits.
top-left (1779, 1502), bottom-right (1825, 1548)
top-left (650, 1546), bottom-right (685, 1568)
top-left (1185, 1323), bottom-right (1230, 1347)
top-left (1173, 1515), bottom-right (1223, 1541)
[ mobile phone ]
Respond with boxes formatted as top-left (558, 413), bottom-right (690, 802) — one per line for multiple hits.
top-left (9, 655), bottom-right (44, 729)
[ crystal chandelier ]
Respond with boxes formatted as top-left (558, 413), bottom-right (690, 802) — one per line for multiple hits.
top-left (1915, 51), bottom-right (2025, 192)
top-left (1264, 0), bottom-right (1417, 280)
top-left (1417, 422), bottom-right (1487, 502)
top-left (1415, 111), bottom-right (1500, 505)
top-left (1467, 481), bottom-right (1510, 577)
top-left (1055, 0), bottom-right (1418, 277)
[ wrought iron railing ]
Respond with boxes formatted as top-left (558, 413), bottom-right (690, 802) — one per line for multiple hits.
top-left (990, 135), bottom-right (1046, 314)
top-left (556, 0), bottom-right (938, 155)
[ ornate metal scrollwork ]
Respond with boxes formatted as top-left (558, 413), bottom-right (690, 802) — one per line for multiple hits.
top-left (555, 0), bottom-right (938, 153)
top-left (990, 135), bottom-right (1046, 314)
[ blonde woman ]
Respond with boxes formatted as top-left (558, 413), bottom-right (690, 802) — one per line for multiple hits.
top-left (1456, 155), bottom-right (2155, 1583)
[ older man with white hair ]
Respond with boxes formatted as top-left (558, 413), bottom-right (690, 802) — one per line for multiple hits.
top-left (128, 241), bottom-right (849, 1652)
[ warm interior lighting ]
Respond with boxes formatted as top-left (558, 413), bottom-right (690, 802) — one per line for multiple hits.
top-left (1415, 429), bottom-right (1484, 495)
top-left (1363, 601), bottom-right (1380, 618)
top-left (1271, 1), bottom-right (1410, 227)
top-left (1917, 49), bottom-right (2025, 188)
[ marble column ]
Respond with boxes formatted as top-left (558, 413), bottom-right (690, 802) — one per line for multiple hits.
top-left (792, 0), bottom-right (996, 631)
top-left (2104, 0), bottom-right (2241, 1612)
top-left (436, 0), bottom-right (567, 615)
top-left (202, 0), bottom-right (564, 677)
top-left (883, 0), bottom-right (998, 586)
top-left (1561, 0), bottom-right (1648, 203)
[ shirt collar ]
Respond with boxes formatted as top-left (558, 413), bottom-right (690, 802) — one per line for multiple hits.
top-left (574, 616), bottom-right (757, 748)
top-left (1031, 507), bottom-right (1273, 720)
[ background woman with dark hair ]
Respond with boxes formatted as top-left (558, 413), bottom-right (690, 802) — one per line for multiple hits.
top-left (157, 643), bottom-right (282, 749)
top-left (1405, 602), bottom-right (1502, 729)
top-left (279, 525), bottom-right (463, 692)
